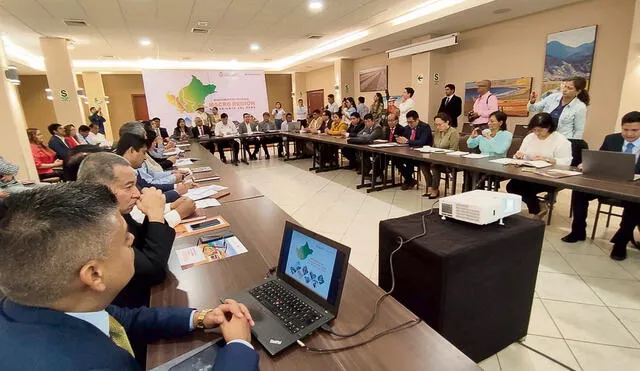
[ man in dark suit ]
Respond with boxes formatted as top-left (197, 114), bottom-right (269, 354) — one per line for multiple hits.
top-left (562, 111), bottom-right (640, 261)
top-left (115, 134), bottom-right (184, 203)
top-left (0, 183), bottom-right (258, 371)
top-left (151, 117), bottom-right (169, 140)
top-left (437, 84), bottom-right (462, 128)
top-left (342, 112), bottom-right (366, 170)
top-left (396, 110), bottom-right (433, 190)
top-left (47, 123), bottom-right (70, 160)
top-left (381, 113), bottom-right (407, 143)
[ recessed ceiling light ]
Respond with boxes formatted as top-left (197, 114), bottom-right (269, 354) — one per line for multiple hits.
top-left (308, 1), bottom-right (323, 11)
top-left (139, 39), bottom-right (152, 46)
top-left (250, 43), bottom-right (260, 51)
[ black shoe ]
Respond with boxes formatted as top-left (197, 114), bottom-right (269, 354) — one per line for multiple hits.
top-left (610, 243), bottom-right (627, 261)
top-left (221, 157), bottom-right (227, 164)
top-left (250, 155), bottom-right (257, 161)
top-left (428, 191), bottom-right (440, 199)
top-left (265, 154), bottom-right (271, 160)
top-left (561, 232), bottom-right (586, 243)
top-left (278, 153), bottom-right (284, 158)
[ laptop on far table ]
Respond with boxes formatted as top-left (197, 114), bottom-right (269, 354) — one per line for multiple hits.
top-left (581, 149), bottom-right (637, 181)
top-left (226, 221), bottom-right (351, 355)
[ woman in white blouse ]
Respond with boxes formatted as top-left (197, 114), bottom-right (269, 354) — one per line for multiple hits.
top-left (506, 113), bottom-right (573, 220)
top-left (271, 102), bottom-right (286, 129)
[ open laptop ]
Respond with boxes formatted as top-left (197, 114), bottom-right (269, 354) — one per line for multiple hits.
top-left (582, 149), bottom-right (637, 181)
top-left (226, 221), bottom-right (350, 355)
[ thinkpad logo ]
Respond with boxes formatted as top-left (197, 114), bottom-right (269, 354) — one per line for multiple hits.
top-left (269, 339), bottom-right (282, 345)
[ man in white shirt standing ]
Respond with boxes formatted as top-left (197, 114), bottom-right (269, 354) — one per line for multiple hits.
top-left (193, 105), bottom-right (210, 128)
top-left (295, 99), bottom-right (308, 128)
top-left (326, 94), bottom-right (339, 113)
top-left (356, 96), bottom-right (370, 116)
top-left (468, 79), bottom-right (499, 130)
top-left (398, 87), bottom-right (416, 127)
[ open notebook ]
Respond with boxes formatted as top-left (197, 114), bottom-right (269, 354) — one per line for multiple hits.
top-left (490, 158), bottom-right (553, 168)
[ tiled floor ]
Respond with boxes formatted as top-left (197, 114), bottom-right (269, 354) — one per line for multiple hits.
top-left (232, 157), bottom-right (640, 371)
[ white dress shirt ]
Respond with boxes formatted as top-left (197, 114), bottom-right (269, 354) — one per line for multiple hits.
top-left (517, 132), bottom-right (573, 166)
top-left (295, 105), bottom-right (308, 121)
top-left (271, 108), bottom-right (285, 120)
top-left (327, 101), bottom-right (340, 113)
top-left (90, 132), bottom-right (111, 147)
top-left (215, 121), bottom-right (239, 137)
top-left (77, 134), bottom-right (93, 145)
top-left (398, 98), bottom-right (415, 127)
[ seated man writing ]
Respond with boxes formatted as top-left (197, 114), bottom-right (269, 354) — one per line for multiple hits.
top-left (0, 183), bottom-right (258, 370)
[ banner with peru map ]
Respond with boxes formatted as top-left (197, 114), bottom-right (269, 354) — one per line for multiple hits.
top-left (141, 70), bottom-right (269, 128)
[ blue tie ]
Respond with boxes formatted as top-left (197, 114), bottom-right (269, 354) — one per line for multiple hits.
top-left (625, 143), bottom-right (634, 154)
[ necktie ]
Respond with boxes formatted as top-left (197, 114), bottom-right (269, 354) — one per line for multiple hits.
top-left (625, 143), bottom-right (634, 154)
top-left (410, 129), bottom-right (416, 141)
top-left (109, 315), bottom-right (134, 357)
top-left (446, 97), bottom-right (450, 105)
top-left (389, 128), bottom-right (394, 142)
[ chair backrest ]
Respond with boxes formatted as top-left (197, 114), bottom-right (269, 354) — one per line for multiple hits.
top-left (461, 122), bottom-right (472, 135)
top-left (569, 139), bottom-right (589, 167)
top-left (507, 137), bottom-right (523, 158)
top-left (458, 135), bottom-right (470, 152)
top-left (513, 124), bottom-right (529, 138)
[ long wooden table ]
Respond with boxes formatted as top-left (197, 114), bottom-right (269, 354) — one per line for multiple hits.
top-left (284, 132), bottom-right (640, 203)
top-left (147, 141), bottom-right (480, 370)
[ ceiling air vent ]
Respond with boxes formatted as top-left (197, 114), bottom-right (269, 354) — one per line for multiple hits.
top-left (305, 34), bottom-right (323, 40)
top-left (191, 28), bottom-right (209, 34)
top-left (64, 19), bottom-right (88, 27)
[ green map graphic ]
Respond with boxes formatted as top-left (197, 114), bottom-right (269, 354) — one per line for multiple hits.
top-left (296, 242), bottom-right (313, 260)
top-left (166, 75), bottom-right (216, 113)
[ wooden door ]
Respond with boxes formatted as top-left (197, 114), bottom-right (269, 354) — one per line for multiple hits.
top-left (306, 89), bottom-right (324, 114)
top-left (131, 94), bottom-right (149, 121)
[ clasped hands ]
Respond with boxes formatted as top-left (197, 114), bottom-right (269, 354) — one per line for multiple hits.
top-left (194, 299), bottom-right (255, 343)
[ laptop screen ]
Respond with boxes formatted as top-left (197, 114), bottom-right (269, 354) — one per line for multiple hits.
top-left (277, 223), bottom-right (349, 310)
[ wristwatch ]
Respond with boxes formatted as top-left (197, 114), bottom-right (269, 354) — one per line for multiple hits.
top-left (195, 308), bottom-right (215, 329)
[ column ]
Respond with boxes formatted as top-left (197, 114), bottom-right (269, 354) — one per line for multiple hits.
top-left (292, 72), bottom-right (307, 108)
top-left (335, 59), bottom-right (354, 100)
top-left (39, 37), bottom-right (86, 126)
top-left (0, 39), bottom-right (39, 180)
top-left (617, 0), bottom-right (640, 124)
top-left (410, 35), bottom-right (433, 120)
top-left (82, 72), bottom-right (114, 141)
top-left (332, 60), bottom-right (342, 102)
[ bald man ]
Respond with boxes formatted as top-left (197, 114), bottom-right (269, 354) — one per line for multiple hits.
top-left (468, 79), bottom-right (499, 130)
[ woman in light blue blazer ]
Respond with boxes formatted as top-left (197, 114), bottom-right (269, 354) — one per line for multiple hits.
top-left (527, 76), bottom-right (589, 139)
top-left (467, 111), bottom-right (513, 157)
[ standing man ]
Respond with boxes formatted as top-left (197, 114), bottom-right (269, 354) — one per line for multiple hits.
top-left (561, 111), bottom-right (640, 261)
top-left (396, 110), bottom-right (433, 189)
top-left (89, 106), bottom-right (107, 134)
top-left (437, 84), bottom-right (463, 128)
top-left (193, 105), bottom-right (211, 128)
top-left (356, 97), bottom-right (370, 116)
top-left (214, 113), bottom-right (241, 164)
top-left (467, 80), bottom-right (499, 130)
top-left (326, 94), bottom-right (339, 113)
top-left (398, 88), bottom-right (416, 127)
top-left (295, 99), bottom-right (308, 128)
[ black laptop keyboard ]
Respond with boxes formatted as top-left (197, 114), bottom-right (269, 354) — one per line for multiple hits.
top-left (249, 280), bottom-right (323, 334)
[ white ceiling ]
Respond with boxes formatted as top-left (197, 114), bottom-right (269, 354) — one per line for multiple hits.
top-left (0, 0), bottom-right (586, 74)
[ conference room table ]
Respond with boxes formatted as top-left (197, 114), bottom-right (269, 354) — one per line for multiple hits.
top-left (283, 132), bottom-right (640, 203)
top-left (147, 140), bottom-right (480, 370)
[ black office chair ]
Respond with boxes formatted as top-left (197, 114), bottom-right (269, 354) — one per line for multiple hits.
top-left (513, 124), bottom-right (530, 138)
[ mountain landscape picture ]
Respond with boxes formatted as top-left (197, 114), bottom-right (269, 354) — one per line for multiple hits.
top-left (542, 25), bottom-right (597, 97)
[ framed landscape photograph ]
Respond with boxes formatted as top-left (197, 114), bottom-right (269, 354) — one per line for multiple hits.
top-left (542, 25), bottom-right (597, 97)
top-left (359, 66), bottom-right (388, 92)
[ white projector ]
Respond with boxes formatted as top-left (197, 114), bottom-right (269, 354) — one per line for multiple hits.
top-left (438, 190), bottom-right (522, 225)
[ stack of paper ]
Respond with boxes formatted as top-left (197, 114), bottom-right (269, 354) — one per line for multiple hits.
top-left (445, 151), bottom-right (470, 156)
top-left (175, 158), bottom-right (194, 166)
top-left (195, 198), bottom-right (222, 208)
top-left (185, 184), bottom-right (226, 200)
top-left (463, 153), bottom-right (490, 159)
top-left (415, 146), bottom-right (453, 153)
top-left (368, 143), bottom-right (406, 148)
top-left (490, 158), bottom-right (552, 168)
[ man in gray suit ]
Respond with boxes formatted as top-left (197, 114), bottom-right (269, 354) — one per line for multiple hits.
top-left (347, 113), bottom-right (383, 176)
top-left (257, 112), bottom-right (284, 158)
top-left (237, 113), bottom-right (261, 160)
